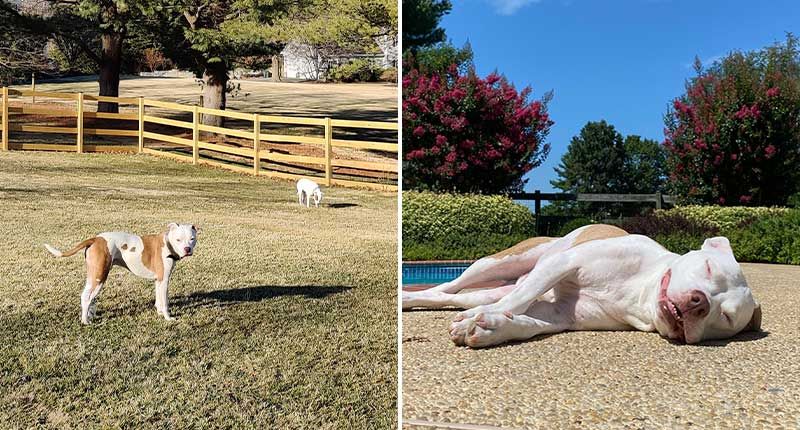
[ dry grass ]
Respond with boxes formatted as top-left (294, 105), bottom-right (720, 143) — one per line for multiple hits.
top-left (0, 151), bottom-right (397, 429)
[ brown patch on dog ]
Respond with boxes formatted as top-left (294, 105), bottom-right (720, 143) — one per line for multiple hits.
top-left (141, 233), bottom-right (166, 281)
top-left (489, 236), bottom-right (557, 259)
top-left (572, 224), bottom-right (628, 248)
top-left (85, 237), bottom-right (111, 292)
top-left (121, 243), bottom-right (128, 250)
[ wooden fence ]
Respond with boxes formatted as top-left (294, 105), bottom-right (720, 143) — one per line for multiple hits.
top-left (510, 190), bottom-right (677, 235)
top-left (0, 87), bottom-right (398, 191)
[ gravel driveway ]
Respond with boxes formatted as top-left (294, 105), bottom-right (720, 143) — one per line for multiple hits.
top-left (402, 263), bottom-right (800, 429)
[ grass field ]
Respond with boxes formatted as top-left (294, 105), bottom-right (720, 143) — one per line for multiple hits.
top-left (0, 151), bottom-right (397, 429)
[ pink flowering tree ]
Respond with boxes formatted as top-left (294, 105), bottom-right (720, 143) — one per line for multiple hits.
top-left (402, 66), bottom-right (554, 193)
top-left (664, 35), bottom-right (800, 206)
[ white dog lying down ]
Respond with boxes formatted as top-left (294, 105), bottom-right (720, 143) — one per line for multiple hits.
top-left (403, 224), bottom-right (762, 348)
top-left (296, 178), bottom-right (323, 208)
top-left (44, 223), bottom-right (198, 324)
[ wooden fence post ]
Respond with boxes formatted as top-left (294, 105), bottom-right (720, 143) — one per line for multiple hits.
top-left (192, 106), bottom-right (199, 165)
top-left (1, 87), bottom-right (8, 151)
top-left (253, 113), bottom-right (260, 175)
top-left (324, 117), bottom-right (332, 186)
top-left (76, 92), bottom-right (84, 153)
top-left (655, 192), bottom-right (662, 210)
top-left (138, 97), bottom-right (144, 153)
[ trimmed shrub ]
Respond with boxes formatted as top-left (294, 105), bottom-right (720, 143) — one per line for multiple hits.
top-left (658, 205), bottom-right (788, 230)
top-left (402, 192), bottom-right (535, 260)
top-left (328, 59), bottom-right (382, 82)
top-left (403, 192), bottom-right (535, 242)
top-left (621, 211), bottom-right (719, 237)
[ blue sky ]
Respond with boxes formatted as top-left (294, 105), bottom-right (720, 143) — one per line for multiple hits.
top-left (438, 0), bottom-right (800, 192)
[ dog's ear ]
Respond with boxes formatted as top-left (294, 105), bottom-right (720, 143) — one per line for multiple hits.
top-left (702, 237), bottom-right (733, 255)
top-left (167, 222), bottom-right (179, 231)
top-left (191, 224), bottom-right (201, 234)
top-left (745, 302), bottom-right (762, 332)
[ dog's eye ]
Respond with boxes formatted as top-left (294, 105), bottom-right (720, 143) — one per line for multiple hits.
top-left (722, 312), bottom-right (733, 326)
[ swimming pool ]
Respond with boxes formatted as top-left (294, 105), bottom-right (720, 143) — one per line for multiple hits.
top-left (402, 262), bottom-right (470, 285)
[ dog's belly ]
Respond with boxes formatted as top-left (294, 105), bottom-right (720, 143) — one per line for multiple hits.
top-left (100, 233), bottom-right (156, 279)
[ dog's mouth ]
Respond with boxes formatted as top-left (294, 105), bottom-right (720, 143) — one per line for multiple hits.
top-left (658, 282), bottom-right (685, 342)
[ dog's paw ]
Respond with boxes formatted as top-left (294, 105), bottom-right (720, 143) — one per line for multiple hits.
top-left (449, 312), bottom-right (480, 346)
top-left (450, 311), bottom-right (514, 348)
top-left (163, 315), bottom-right (177, 322)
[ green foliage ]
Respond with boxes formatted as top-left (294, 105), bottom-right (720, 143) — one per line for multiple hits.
top-left (329, 59), bottom-right (383, 82)
top-left (402, 192), bottom-right (536, 259)
top-left (726, 211), bottom-right (800, 264)
top-left (556, 217), bottom-right (594, 236)
top-left (664, 34), bottom-right (800, 206)
top-left (552, 121), bottom-right (627, 194)
top-left (402, 0), bottom-right (451, 52)
top-left (623, 135), bottom-right (667, 194)
top-left (659, 205), bottom-right (789, 230)
top-left (409, 41), bottom-right (473, 74)
top-left (550, 121), bottom-right (666, 218)
top-left (380, 67), bottom-right (398, 82)
top-left (403, 232), bottom-right (531, 261)
top-left (47, 41), bottom-right (96, 74)
top-left (403, 192), bottom-right (536, 243)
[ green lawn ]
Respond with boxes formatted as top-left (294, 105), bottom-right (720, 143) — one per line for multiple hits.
top-left (0, 151), bottom-right (397, 429)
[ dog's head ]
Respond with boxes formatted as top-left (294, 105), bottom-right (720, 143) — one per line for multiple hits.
top-left (312, 188), bottom-right (323, 207)
top-left (166, 223), bottom-right (199, 258)
top-left (654, 236), bottom-right (761, 344)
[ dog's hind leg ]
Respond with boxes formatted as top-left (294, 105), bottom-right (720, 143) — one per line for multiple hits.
top-left (80, 239), bottom-right (111, 324)
top-left (402, 238), bottom-right (557, 310)
top-left (403, 283), bottom-right (518, 310)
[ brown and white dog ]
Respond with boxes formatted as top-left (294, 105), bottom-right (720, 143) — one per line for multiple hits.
top-left (403, 224), bottom-right (762, 348)
top-left (44, 223), bottom-right (198, 324)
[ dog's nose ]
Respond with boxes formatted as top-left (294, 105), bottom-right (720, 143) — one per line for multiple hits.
top-left (184, 247), bottom-right (192, 254)
top-left (683, 289), bottom-right (709, 318)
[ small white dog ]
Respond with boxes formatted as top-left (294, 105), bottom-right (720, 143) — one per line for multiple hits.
top-left (296, 178), bottom-right (323, 208)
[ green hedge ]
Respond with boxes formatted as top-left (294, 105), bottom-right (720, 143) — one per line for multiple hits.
top-left (403, 192), bottom-right (535, 260)
top-left (641, 208), bottom-right (800, 264)
top-left (658, 205), bottom-right (789, 230)
top-left (328, 59), bottom-right (383, 82)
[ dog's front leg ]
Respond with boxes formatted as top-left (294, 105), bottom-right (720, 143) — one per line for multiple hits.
top-left (450, 300), bottom-right (574, 348)
top-left (456, 251), bottom-right (579, 319)
top-left (155, 278), bottom-right (175, 321)
top-left (155, 260), bottom-right (176, 321)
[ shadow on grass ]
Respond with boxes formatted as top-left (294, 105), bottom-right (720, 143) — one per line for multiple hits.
top-left (173, 285), bottom-right (352, 310)
top-left (328, 203), bottom-right (358, 209)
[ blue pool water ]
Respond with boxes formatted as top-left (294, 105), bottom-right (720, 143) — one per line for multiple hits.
top-left (402, 263), bottom-right (470, 285)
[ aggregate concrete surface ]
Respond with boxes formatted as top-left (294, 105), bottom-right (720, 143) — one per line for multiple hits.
top-left (402, 263), bottom-right (800, 429)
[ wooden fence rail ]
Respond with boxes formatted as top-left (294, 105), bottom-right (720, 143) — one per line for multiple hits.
top-left (509, 190), bottom-right (677, 235)
top-left (0, 88), bottom-right (398, 191)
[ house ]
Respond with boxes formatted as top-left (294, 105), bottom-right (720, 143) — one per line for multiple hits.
top-left (276, 35), bottom-right (398, 80)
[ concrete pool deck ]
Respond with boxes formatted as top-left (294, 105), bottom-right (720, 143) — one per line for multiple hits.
top-left (402, 263), bottom-right (800, 429)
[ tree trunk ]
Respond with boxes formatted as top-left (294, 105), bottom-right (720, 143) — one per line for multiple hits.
top-left (201, 63), bottom-right (228, 127)
top-left (98, 33), bottom-right (123, 113)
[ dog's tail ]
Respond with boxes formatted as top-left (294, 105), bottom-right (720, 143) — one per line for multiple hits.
top-left (44, 238), bottom-right (96, 258)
